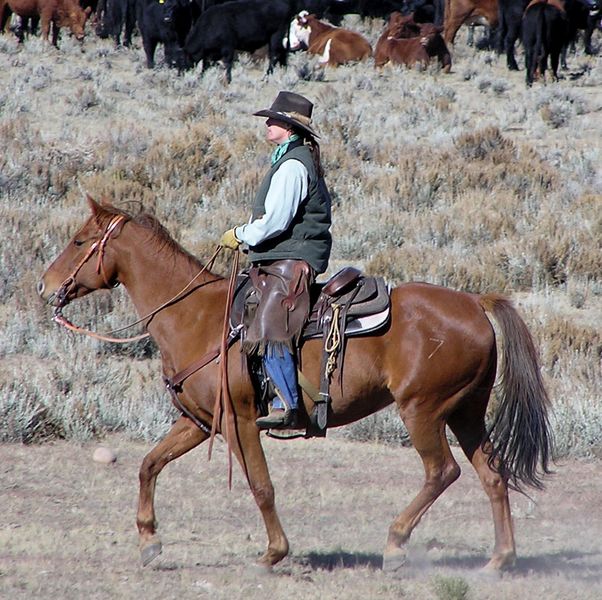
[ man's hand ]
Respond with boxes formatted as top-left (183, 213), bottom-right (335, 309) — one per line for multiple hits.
top-left (220, 228), bottom-right (241, 250)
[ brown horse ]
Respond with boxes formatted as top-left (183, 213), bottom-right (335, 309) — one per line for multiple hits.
top-left (38, 198), bottom-right (552, 573)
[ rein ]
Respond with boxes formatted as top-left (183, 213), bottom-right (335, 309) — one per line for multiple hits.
top-left (208, 250), bottom-right (242, 489)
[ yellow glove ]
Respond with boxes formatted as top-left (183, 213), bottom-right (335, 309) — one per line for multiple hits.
top-left (220, 228), bottom-right (241, 250)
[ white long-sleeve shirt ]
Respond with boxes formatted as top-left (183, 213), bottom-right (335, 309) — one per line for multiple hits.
top-left (234, 159), bottom-right (309, 247)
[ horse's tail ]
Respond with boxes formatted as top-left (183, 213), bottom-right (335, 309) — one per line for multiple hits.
top-left (479, 293), bottom-right (553, 493)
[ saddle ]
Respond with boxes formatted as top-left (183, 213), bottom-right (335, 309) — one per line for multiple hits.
top-left (230, 267), bottom-right (391, 437)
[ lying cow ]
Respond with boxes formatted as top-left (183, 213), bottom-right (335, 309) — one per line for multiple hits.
top-left (0, 0), bottom-right (91, 44)
top-left (522, 0), bottom-right (569, 85)
top-left (286, 10), bottom-right (372, 65)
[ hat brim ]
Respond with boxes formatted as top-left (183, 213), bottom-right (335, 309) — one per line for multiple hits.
top-left (254, 109), bottom-right (319, 138)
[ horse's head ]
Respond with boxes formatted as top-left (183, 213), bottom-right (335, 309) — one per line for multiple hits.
top-left (37, 196), bottom-right (128, 308)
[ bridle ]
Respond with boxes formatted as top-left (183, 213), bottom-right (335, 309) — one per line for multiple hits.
top-left (51, 214), bottom-right (222, 343)
top-left (53, 214), bottom-right (127, 309)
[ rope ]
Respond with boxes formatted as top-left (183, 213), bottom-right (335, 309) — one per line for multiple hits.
top-left (324, 303), bottom-right (342, 378)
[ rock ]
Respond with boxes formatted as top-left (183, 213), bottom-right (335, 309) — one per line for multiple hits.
top-left (93, 446), bottom-right (117, 464)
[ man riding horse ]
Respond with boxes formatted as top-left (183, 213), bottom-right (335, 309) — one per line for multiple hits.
top-left (220, 91), bottom-right (332, 430)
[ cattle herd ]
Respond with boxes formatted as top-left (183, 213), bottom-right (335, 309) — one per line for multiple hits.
top-left (0, 0), bottom-right (600, 85)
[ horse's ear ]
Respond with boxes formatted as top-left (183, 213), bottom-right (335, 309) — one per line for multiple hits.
top-left (87, 195), bottom-right (105, 226)
top-left (87, 194), bottom-right (101, 213)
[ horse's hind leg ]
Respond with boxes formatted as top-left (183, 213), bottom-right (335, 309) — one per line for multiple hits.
top-left (448, 400), bottom-right (516, 572)
top-left (383, 411), bottom-right (461, 571)
top-left (137, 415), bottom-right (209, 566)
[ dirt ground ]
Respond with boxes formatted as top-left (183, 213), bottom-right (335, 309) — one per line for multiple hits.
top-left (1, 433), bottom-right (601, 600)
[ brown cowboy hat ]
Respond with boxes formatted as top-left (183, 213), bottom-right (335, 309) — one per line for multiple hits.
top-left (253, 91), bottom-right (319, 138)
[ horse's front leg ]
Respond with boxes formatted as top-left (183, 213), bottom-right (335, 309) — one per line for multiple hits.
top-left (137, 415), bottom-right (208, 566)
top-left (231, 418), bottom-right (289, 570)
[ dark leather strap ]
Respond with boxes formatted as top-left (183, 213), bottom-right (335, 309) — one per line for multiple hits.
top-left (166, 328), bottom-right (240, 392)
top-left (167, 348), bottom-right (221, 392)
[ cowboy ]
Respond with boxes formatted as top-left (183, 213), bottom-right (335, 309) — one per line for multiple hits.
top-left (220, 91), bottom-right (332, 430)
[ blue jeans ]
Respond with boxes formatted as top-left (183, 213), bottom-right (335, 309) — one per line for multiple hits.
top-left (263, 346), bottom-right (298, 411)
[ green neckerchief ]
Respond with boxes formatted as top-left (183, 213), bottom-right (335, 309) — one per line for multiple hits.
top-left (271, 134), bottom-right (300, 165)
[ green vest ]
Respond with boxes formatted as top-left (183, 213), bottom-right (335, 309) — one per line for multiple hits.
top-left (248, 142), bottom-right (332, 274)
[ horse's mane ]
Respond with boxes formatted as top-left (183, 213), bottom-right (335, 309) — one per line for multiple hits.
top-left (95, 201), bottom-right (205, 268)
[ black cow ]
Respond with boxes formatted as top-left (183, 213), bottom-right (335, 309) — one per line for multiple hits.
top-left (498, 0), bottom-right (529, 70)
top-left (500, 0), bottom-right (599, 71)
top-left (3, 12), bottom-right (39, 41)
top-left (522, 0), bottom-right (569, 85)
top-left (562, 0), bottom-right (601, 60)
top-left (401, 0), bottom-right (445, 25)
top-left (184, 0), bottom-right (316, 82)
top-left (95, 0), bottom-right (137, 46)
top-left (583, 0), bottom-right (602, 54)
top-left (137, 0), bottom-right (199, 69)
top-left (324, 0), bottom-right (405, 23)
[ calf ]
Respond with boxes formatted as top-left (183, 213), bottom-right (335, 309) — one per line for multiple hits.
top-left (443, 0), bottom-right (499, 43)
top-left (184, 0), bottom-right (303, 82)
top-left (0, 0), bottom-right (91, 45)
top-left (375, 21), bottom-right (452, 69)
top-left (287, 11), bottom-right (372, 65)
top-left (376, 13), bottom-right (451, 68)
top-left (522, 0), bottom-right (569, 85)
top-left (137, 0), bottom-right (198, 69)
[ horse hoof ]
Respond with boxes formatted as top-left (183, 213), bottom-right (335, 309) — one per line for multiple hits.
top-left (479, 554), bottom-right (514, 578)
top-left (249, 560), bottom-right (274, 576)
top-left (140, 542), bottom-right (163, 567)
top-left (382, 548), bottom-right (407, 572)
top-left (477, 565), bottom-right (503, 581)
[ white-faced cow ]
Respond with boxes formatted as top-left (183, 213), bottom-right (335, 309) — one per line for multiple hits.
top-left (286, 10), bottom-right (372, 66)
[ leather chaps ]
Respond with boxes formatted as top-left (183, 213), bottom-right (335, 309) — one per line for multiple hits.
top-left (242, 259), bottom-right (314, 357)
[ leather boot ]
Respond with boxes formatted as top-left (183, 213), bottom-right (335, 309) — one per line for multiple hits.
top-left (256, 408), bottom-right (298, 430)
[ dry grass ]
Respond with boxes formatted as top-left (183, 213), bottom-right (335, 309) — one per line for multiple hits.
top-left (1, 435), bottom-right (602, 599)
top-left (0, 20), bottom-right (600, 454)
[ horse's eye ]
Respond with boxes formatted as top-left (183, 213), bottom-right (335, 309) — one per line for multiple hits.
top-left (74, 240), bottom-right (84, 247)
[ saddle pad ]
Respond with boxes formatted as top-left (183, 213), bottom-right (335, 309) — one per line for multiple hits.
top-left (303, 306), bottom-right (391, 340)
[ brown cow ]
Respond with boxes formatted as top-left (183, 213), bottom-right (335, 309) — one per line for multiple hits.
top-left (0, 0), bottom-right (91, 45)
top-left (443, 0), bottom-right (498, 44)
top-left (375, 16), bottom-right (452, 72)
top-left (286, 11), bottom-right (372, 66)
